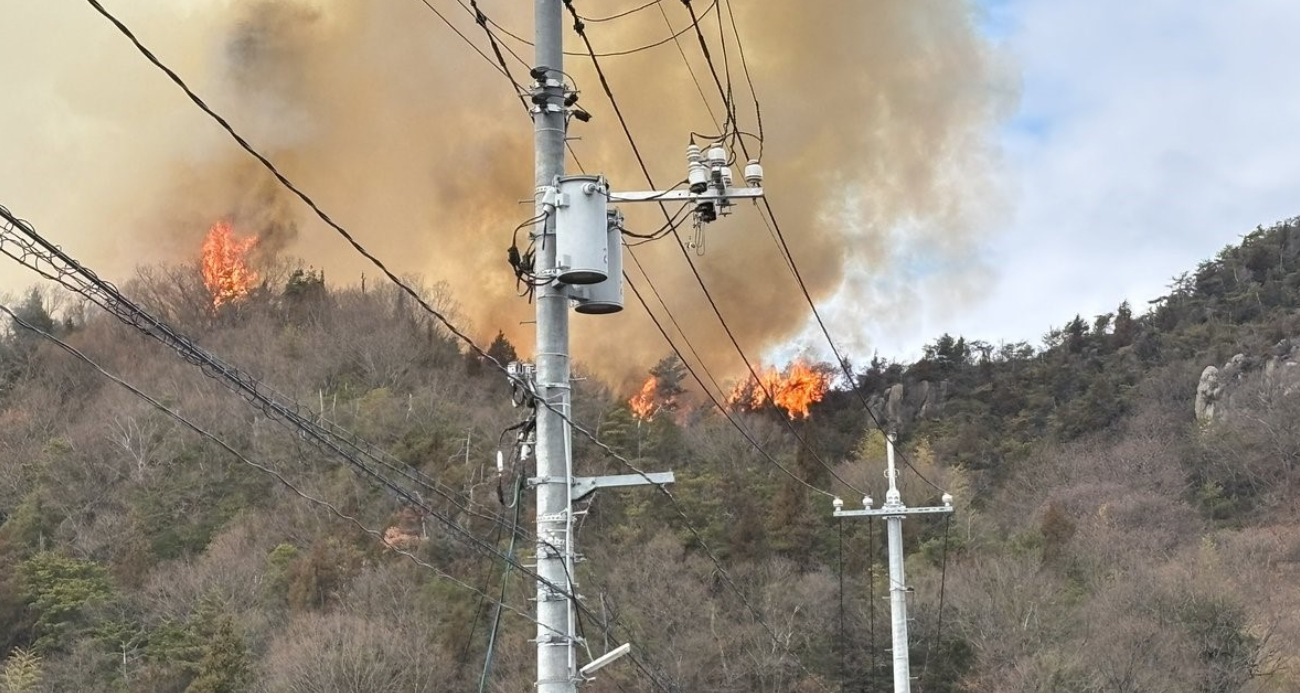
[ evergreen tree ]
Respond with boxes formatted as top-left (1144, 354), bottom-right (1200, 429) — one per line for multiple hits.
top-left (11, 289), bottom-right (54, 336)
top-left (184, 618), bottom-right (251, 693)
top-left (648, 355), bottom-right (686, 411)
top-left (1113, 300), bottom-right (1136, 346)
top-left (0, 648), bottom-right (42, 693)
top-left (486, 330), bottom-right (518, 365)
top-left (19, 552), bottom-right (112, 653)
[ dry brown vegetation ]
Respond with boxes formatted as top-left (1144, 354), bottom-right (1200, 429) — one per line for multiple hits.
top-left (2, 218), bottom-right (1300, 692)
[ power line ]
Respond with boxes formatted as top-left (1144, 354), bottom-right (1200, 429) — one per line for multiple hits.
top-left (677, 0), bottom-right (944, 494)
top-left (1, 208), bottom-right (687, 679)
top-left (0, 207), bottom-right (597, 628)
top-left (77, 5), bottom-right (825, 686)
top-left (919, 514), bottom-right (953, 691)
top-left (565, 0), bottom-right (863, 497)
top-left (581, 0), bottom-right (664, 23)
top-left (622, 248), bottom-right (727, 401)
top-left (657, 1), bottom-right (721, 131)
top-left (0, 303), bottom-right (546, 634)
top-left (410, 0), bottom-right (528, 98)
top-left (758, 198), bottom-right (946, 492)
top-left (489, 0), bottom-right (720, 57)
top-left (679, 0), bottom-right (742, 156)
top-left (622, 273), bottom-right (832, 499)
top-left (719, 0), bottom-right (764, 157)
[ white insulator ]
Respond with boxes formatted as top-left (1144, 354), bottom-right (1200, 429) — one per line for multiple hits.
top-left (686, 144), bottom-right (710, 193)
top-left (707, 142), bottom-right (727, 168)
top-left (688, 160), bottom-right (709, 194)
top-left (686, 143), bottom-right (704, 165)
top-left (744, 159), bottom-right (764, 187)
top-left (864, 495), bottom-right (874, 508)
top-left (720, 165), bottom-right (733, 189)
top-left (833, 497), bottom-right (844, 511)
top-left (942, 493), bottom-right (953, 506)
top-left (496, 450), bottom-right (504, 472)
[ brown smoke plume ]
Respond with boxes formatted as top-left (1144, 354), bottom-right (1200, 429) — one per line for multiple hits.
top-left (0, 0), bottom-right (1012, 387)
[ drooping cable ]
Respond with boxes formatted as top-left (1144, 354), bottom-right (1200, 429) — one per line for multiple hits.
top-left (758, 199), bottom-right (946, 493)
top-left (622, 252), bottom-right (727, 403)
top-left (566, 0), bottom-right (863, 497)
top-left (868, 516), bottom-right (876, 691)
top-left (657, 1), bottom-right (721, 130)
top-left (679, 0), bottom-right (742, 157)
top-left (720, 0), bottom-right (764, 158)
top-left (486, 0), bottom-right (720, 58)
top-left (581, 0), bottom-right (664, 23)
top-left (838, 515), bottom-right (846, 691)
top-left (0, 304), bottom-right (549, 633)
top-left (409, 0), bottom-right (528, 101)
top-left (478, 473), bottom-right (524, 693)
top-left (919, 514), bottom-right (953, 691)
top-left (0, 211), bottom-right (617, 632)
top-left (676, 0), bottom-right (940, 496)
top-left (76, 5), bottom-right (822, 683)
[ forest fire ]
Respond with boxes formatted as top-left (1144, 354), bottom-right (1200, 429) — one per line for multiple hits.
top-left (629, 376), bottom-right (658, 421)
top-left (201, 220), bottom-right (258, 309)
top-left (731, 361), bottom-right (831, 420)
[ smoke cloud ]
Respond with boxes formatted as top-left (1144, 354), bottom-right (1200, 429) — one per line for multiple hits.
top-left (0, 0), bottom-right (1013, 388)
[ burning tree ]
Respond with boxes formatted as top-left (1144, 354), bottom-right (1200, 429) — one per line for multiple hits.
top-left (729, 360), bottom-right (832, 419)
top-left (628, 355), bottom-right (687, 422)
top-left (201, 220), bottom-right (259, 309)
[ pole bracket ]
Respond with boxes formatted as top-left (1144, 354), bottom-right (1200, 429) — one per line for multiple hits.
top-left (571, 471), bottom-right (675, 501)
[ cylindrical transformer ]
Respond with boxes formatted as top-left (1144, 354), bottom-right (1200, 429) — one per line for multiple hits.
top-left (555, 175), bottom-right (609, 284)
top-left (573, 209), bottom-right (624, 314)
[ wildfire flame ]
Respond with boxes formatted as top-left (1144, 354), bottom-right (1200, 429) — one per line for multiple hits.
top-left (730, 361), bottom-right (830, 420)
top-left (629, 376), bottom-right (658, 421)
top-left (201, 220), bottom-right (259, 309)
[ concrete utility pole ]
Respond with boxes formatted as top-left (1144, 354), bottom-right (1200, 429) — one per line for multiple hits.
top-left (521, 3), bottom-right (762, 687)
top-left (833, 433), bottom-right (952, 693)
top-left (531, 1), bottom-right (575, 691)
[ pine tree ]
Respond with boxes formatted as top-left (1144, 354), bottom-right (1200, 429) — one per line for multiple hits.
top-left (184, 618), bottom-right (251, 693)
top-left (648, 355), bottom-right (686, 411)
top-left (486, 330), bottom-right (518, 365)
top-left (0, 648), bottom-right (43, 693)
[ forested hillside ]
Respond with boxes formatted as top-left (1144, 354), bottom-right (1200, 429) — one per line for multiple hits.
top-left (3, 218), bottom-right (1300, 692)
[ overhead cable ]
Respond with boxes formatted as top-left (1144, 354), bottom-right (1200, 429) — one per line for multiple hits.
top-left (0, 304), bottom-right (546, 633)
top-left (565, 0), bottom-right (863, 497)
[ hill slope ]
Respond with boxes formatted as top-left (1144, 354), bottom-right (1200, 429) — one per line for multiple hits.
top-left (1, 219), bottom-right (1299, 691)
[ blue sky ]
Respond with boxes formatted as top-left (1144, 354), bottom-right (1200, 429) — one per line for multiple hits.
top-left (815, 0), bottom-right (1300, 361)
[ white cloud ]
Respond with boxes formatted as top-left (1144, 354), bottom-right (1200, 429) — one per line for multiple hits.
top-left (804, 0), bottom-right (1300, 363)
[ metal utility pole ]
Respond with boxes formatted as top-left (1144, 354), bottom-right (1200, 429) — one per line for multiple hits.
top-left (833, 433), bottom-right (952, 693)
top-left (531, 1), bottom-right (573, 691)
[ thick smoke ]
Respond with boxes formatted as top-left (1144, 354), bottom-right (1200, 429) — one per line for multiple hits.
top-left (0, 0), bottom-right (1012, 388)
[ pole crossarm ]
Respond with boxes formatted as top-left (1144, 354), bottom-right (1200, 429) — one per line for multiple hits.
top-left (606, 187), bottom-right (764, 203)
top-left (834, 505), bottom-right (952, 519)
top-left (570, 472), bottom-right (675, 501)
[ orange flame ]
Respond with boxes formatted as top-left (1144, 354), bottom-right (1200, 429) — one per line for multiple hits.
top-left (629, 376), bottom-right (658, 421)
top-left (201, 220), bottom-right (258, 309)
top-left (730, 361), bottom-right (830, 419)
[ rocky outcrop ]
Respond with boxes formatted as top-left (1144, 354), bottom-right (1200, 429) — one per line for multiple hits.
top-left (879, 380), bottom-right (948, 431)
top-left (1196, 341), bottom-right (1300, 422)
top-left (1195, 365), bottom-right (1222, 422)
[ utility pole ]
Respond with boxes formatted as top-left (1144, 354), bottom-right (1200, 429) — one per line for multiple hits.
top-left (531, 1), bottom-right (574, 691)
top-left (833, 432), bottom-right (952, 693)
top-left (521, 3), bottom-right (759, 688)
